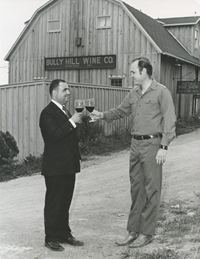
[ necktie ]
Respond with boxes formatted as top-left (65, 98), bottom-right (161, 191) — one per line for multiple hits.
top-left (62, 105), bottom-right (71, 118)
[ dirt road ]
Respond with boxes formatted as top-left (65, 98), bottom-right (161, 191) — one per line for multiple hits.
top-left (0, 130), bottom-right (200, 259)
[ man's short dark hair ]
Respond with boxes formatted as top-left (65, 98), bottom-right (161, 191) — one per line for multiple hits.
top-left (49, 79), bottom-right (66, 96)
top-left (132, 57), bottom-right (153, 76)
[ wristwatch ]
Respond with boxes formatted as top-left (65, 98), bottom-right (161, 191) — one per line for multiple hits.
top-left (159, 144), bottom-right (168, 150)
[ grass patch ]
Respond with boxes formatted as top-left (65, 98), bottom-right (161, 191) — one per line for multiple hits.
top-left (157, 202), bottom-right (200, 244)
top-left (121, 248), bottom-right (190, 259)
top-left (120, 198), bottom-right (200, 259)
top-left (160, 203), bottom-right (200, 235)
top-left (156, 200), bottom-right (200, 257)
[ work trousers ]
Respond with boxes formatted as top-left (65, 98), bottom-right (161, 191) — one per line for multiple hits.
top-left (44, 174), bottom-right (76, 242)
top-left (127, 137), bottom-right (162, 236)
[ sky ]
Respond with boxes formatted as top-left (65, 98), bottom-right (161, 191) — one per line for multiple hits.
top-left (0, 0), bottom-right (200, 85)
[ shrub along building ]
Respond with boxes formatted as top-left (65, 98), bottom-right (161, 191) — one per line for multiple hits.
top-left (1, 0), bottom-right (200, 158)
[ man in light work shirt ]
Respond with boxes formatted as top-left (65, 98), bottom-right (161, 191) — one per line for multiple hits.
top-left (92, 57), bottom-right (176, 248)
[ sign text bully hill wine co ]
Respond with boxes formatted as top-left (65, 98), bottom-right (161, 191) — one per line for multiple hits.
top-left (45, 55), bottom-right (116, 70)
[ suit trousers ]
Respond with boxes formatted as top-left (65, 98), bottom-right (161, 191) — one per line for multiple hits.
top-left (44, 174), bottom-right (76, 242)
top-left (127, 137), bottom-right (162, 236)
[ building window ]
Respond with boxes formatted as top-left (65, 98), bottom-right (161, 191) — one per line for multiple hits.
top-left (48, 20), bottom-right (61, 33)
top-left (195, 29), bottom-right (198, 48)
top-left (111, 78), bottom-right (122, 87)
top-left (97, 16), bottom-right (111, 29)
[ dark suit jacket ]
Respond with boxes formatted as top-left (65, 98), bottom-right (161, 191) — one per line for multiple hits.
top-left (39, 102), bottom-right (81, 176)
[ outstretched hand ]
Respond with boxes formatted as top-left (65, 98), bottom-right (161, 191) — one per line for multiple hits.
top-left (91, 110), bottom-right (103, 121)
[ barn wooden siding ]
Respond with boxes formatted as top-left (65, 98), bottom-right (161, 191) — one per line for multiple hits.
top-left (160, 55), bottom-right (199, 117)
top-left (0, 81), bottom-right (131, 159)
top-left (166, 23), bottom-right (200, 60)
top-left (8, 0), bottom-right (160, 86)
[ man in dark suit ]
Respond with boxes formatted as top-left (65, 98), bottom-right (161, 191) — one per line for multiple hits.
top-left (39, 79), bottom-right (83, 251)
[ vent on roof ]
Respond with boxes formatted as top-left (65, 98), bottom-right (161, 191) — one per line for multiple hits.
top-left (48, 19), bottom-right (61, 33)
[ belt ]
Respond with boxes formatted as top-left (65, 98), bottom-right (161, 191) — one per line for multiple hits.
top-left (133, 134), bottom-right (162, 140)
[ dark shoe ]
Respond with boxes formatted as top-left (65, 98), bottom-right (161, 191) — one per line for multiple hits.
top-left (115, 232), bottom-right (138, 246)
top-left (45, 241), bottom-right (64, 251)
top-left (129, 234), bottom-right (153, 248)
top-left (59, 236), bottom-right (84, 246)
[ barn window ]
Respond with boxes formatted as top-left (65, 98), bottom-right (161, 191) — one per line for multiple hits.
top-left (111, 78), bottom-right (122, 87)
top-left (48, 20), bottom-right (61, 33)
top-left (97, 16), bottom-right (111, 29)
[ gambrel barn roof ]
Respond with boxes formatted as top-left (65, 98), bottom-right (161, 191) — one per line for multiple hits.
top-left (5, 0), bottom-right (200, 67)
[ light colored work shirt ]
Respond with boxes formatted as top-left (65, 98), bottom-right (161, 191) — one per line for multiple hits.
top-left (103, 79), bottom-right (176, 146)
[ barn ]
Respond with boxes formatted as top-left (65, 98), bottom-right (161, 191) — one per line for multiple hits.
top-left (4, 0), bottom-right (200, 116)
top-left (1, 0), bottom-right (200, 158)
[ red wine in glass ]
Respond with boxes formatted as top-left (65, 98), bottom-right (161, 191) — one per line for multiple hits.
top-left (85, 98), bottom-right (95, 122)
top-left (85, 106), bottom-right (94, 113)
top-left (74, 99), bottom-right (84, 113)
top-left (75, 107), bottom-right (84, 113)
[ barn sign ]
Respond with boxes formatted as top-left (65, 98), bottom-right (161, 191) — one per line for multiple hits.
top-left (177, 81), bottom-right (200, 94)
top-left (45, 55), bottom-right (116, 70)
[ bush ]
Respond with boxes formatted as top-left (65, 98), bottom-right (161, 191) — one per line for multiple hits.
top-left (77, 115), bottom-right (131, 156)
top-left (77, 115), bottom-right (105, 143)
top-left (0, 154), bottom-right (43, 182)
top-left (176, 115), bottom-right (200, 135)
top-left (0, 130), bottom-right (19, 165)
top-left (0, 130), bottom-right (43, 181)
top-left (0, 130), bottom-right (20, 181)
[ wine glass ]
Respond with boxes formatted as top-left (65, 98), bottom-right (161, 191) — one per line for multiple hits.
top-left (85, 98), bottom-right (95, 122)
top-left (74, 99), bottom-right (84, 113)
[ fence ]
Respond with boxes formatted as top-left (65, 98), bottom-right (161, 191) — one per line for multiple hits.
top-left (0, 81), bottom-right (131, 159)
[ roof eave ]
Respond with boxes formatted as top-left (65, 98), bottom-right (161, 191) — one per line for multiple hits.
top-left (158, 17), bottom-right (200, 27)
top-left (162, 52), bottom-right (200, 67)
top-left (163, 22), bottom-right (197, 27)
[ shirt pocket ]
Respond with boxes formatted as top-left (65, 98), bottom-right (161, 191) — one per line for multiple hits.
top-left (143, 97), bottom-right (159, 114)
